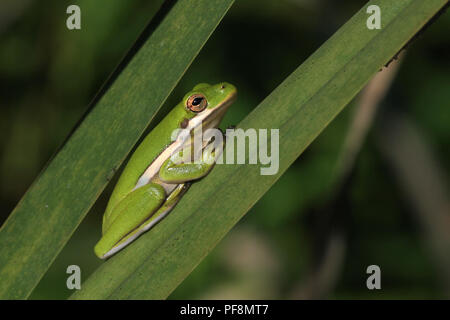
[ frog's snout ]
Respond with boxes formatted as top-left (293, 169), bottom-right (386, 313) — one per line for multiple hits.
top-left (216, 82), bottom-right (237, 95)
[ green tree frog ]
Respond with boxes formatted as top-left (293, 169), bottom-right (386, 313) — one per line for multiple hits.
top-left (94, 82), bottom-right (237, 259)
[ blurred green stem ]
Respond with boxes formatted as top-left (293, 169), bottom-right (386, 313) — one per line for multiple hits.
top-left (377, 112), bottom-right (450, 297)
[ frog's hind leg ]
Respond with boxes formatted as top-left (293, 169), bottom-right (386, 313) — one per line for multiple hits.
top-left (95, 182), bottom-right (166, 259)
top-left (100, 183), bottom-right (190, 259)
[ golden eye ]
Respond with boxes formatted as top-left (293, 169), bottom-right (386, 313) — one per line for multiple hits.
top-left (187, 94), bottom-right (207, 112)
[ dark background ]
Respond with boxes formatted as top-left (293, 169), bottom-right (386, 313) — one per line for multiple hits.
top-left (0, 0), bottom-right (449, 299)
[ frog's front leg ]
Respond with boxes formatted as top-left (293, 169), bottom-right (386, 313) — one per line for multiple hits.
top-left (94, 182), bottom-right (166, 258)
top-left (159, 137), bottom-right (224, 183)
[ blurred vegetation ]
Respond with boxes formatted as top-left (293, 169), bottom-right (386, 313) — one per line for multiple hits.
top-left (0, 0), bottom-right (448, 299)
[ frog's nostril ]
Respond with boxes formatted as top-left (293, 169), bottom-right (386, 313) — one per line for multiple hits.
top-left (220, 84), bottom-right (226, 89)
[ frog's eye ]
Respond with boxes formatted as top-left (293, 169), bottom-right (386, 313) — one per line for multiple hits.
top-left (187, 94), bottom-right (207, 112)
